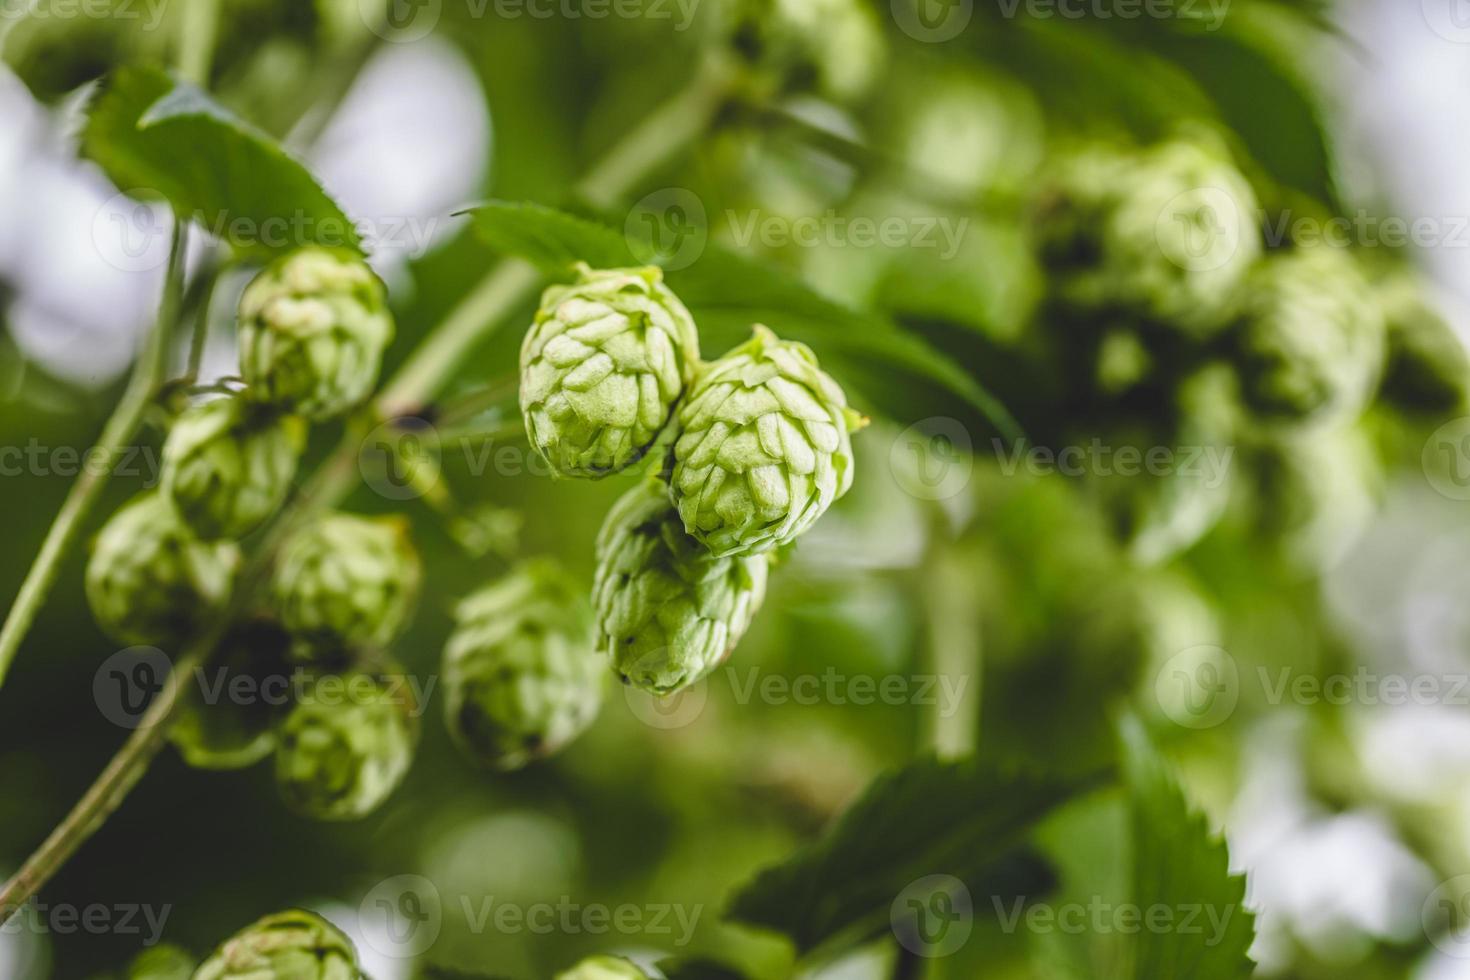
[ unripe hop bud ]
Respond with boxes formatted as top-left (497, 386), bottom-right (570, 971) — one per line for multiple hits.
top-left (193, 909), bottom-right (360, 980)
top-left (271, 513), bottom-right (422, 660)
top-left (238, 247), bottom-right (394, 421)
top-left (670, 325), bottom-right (861, 557)
top-left (85, 492), bottom-right (239, 647)
top-left (275, 669), bottom-right (419, 821)
top-left (594, 478), bottom-right (768, 694)
top-left (521, 265), bottom-right (700, 479)
top-left (555, 955), bottom-right (651, 980)
top-left (444, 559), bottom-right (604, 770)
top-left (161, 394), bottom-right (306, 540)
top-left (170, 620), bottom-right (294, 771)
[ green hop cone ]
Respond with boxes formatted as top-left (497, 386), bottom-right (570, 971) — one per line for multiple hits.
top-left (555, 955), bottom-right (650, 980)
top-left (275, 668), bottom-right (419, 820)
top-left (170, 621), bottom-right (294, 771)
top-left (1036, 137), bottom-right (1261, 334)
top-left (193, 909), bottom-right (360, 980)
top-left (670, 325), bottom-right (862, 557)
top-left (126, 944), bottom-right (195, 980)
top-left (272, 512), bottom-right (422, 660)
top-left (238, 246), bottom-right (394, 421)
top-left (161, 394), bottom-right (307, 540)
top-left (1375, 270), bottom-right (1470, 414)
top-left (85, 492), bottom-right (239, 647)
top-left (1232, 245), bottom-right (1386, 426)
top-left (444, 559), bottom-right (605, 770)
top-left (521, 264), bottom-right (700, 478)
top-left (594, 478), bottom-right (768, 694)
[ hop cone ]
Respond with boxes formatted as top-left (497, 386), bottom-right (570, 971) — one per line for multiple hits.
top-left (272, 513), bottom-right (421, 660)
top-left (1233, 245), bottom-right (1385, 426)
top-left (520, 264), bottom-right (699, 479)
top-left (193, 909), bottom-right (360, 980)
top-left (85, 492), bottom-right (239, 647)
top-left (126, 944), bottom-right (194, 980)
top-left (161, 394), bottom-right (306, 540)
top-left (170, 621), bottom-right (294, 771)
top-left (1376, 271), bottom-right (1470, 414)
top-left (555, 956), bottom-right (650, 980)
top-left (670, 325), bottom-right (861, 557)
top-left (238, 246), bottom-right (394, 421)
top-left (444, 559), bottom-right (604, 770)
top-left (275, 669), bottom-right (419, 820)
top-left (1037, 138), bottom-right (1261, 334)
top-left (594, 478), bottom-right (768, 694)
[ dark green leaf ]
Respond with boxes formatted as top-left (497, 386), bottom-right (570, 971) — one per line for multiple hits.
top-left (463, 200), bottom-right (636, 277)
top-left (725, 756), bottom-right (1083, 953)
top-left (81, 65), bottom-right (360, 257)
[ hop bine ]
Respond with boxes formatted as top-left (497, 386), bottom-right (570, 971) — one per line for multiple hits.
top-left (443, 559), bottom-right (605, 770)
top-left (670, 324), bottom-right (863, 557)
top-left (521, 264), bottom-right (700, 479)
top-left (85, 491), bottom-right (239, 647)
top-left (238, 246), bottom-right (394, 421)
top-left (275, 668), bottom-right (419, 820)
top-left (271, 512), bottom-right (422, 660)
top-left (193, 909), bottom-right (361, 980)
top-left (160, 393), bottom-right (306, 540)
top-left (594, 477), bottom-right (768, 695)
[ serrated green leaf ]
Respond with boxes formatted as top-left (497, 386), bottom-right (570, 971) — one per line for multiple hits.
top-left (464, 200), bottom-right (637, 277)
top-left (1114, 717), bottom-right (1255, 980)
top-left (81, 65), bottom-right (360, 257)
top-left (725, 756), bottom-right (1084, 953)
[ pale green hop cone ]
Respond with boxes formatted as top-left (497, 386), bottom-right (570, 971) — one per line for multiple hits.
top-left (126, 944), bottom-right (195, 980)
top-left (238, 246), bottom-right (394, 421)
top-left (594, 478), bottom-right (768, 694)
top-left (275, 669), bottom-right (419, 820)
top-left (521, 264), bottom-right (700, 478)
top-left (161, 393), bottom-right (307, 540)
top-left (1232, 245), bottom-right (1386, 426)
top-left (271, 512), bottom-right (422, 660)
top-left (555, 955), bottom-right (651, 980)
top-left (444, 559), bottom-right (604, 770)
top-left (670, 325), bottom-right (862, 557)
top-left (193, 909), bottom-right (360, 980)
top-left (85, 492), bottom-right (239, 647)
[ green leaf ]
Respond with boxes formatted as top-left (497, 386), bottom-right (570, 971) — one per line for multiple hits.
top-left (656, 956), bottom-right (751, 980)
top-left (463, 200), bottom-right (636, 277)
top-left (1113, 717), bottom-right (1255, 980)
top-left (82, 65), bottom-right (361, 257)
top-left (725, 756), bottom-right (1083, 953)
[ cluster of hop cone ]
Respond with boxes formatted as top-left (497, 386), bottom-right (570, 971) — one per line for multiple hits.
top-left (82, 249), bottom-right (862, 824)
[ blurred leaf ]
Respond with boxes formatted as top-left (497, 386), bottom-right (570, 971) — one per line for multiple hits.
top-left (464, 200), bottom-right (636, 277)
top-left (1111, 717), bottom-right (1255, 980)
top-left (81, 65), bottom-right (361, 256)
top-left (656, 956), bottom-right (752, 980)
top-left (725, 756), bottom-right (1083, 953)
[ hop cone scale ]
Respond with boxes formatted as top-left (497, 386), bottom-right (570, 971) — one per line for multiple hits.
top-left (193, 909), bottom-right (360, 980)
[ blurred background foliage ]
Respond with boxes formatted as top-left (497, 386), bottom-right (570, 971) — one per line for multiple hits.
top-left (1, 0), bottom-right (1469, 977)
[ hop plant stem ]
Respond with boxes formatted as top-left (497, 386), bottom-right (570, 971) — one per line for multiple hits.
top-left (0, 52), bottom-right (743, 924)
top-left (0, 221), bottom-right (189, 691)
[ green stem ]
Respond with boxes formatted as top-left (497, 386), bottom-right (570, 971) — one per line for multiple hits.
top-left (177, 0), bottom-right (222, 86)
top-left (0, 222), bottom-right (189, 692)
top-left (923, 530), bottom-right (982, 759)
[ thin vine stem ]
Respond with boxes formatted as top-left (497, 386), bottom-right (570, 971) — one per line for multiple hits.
top-left (0, 52), bottom-right (742, 922)
top-left (177, 0), bottom-right (223, 86)
top-left (0, 221), bottom-right (190, 692)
